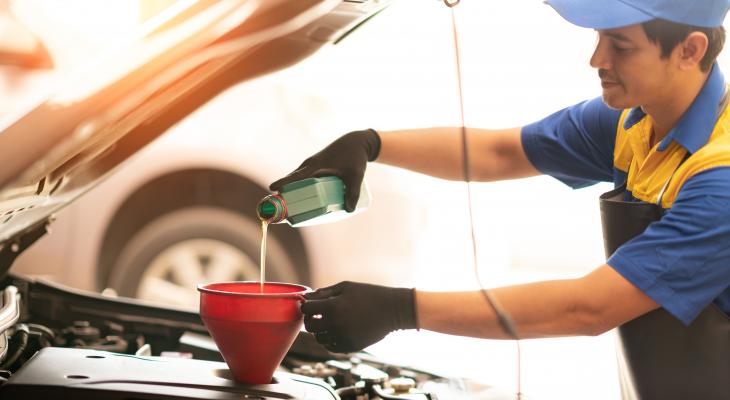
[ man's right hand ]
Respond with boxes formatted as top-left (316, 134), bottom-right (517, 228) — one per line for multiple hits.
top-left (269, 129), bottom-right (381, 212)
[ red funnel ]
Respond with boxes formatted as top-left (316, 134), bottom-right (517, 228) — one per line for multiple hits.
top-left (198, 281), bottom-right (310, 384)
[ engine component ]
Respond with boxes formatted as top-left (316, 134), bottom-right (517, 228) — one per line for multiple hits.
top-left (0, 324), bottom-right (28, 371)
top-left (0, 286), bottom-right (20, 333)
top-left (390, 377), bottom-right (417, 393)
top-left (56, 320), bottom-right (131, 353)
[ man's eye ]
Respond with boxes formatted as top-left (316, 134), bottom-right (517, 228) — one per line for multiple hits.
top-left (613, 45), bottom-right (631, 53)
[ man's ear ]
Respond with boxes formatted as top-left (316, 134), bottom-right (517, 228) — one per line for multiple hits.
top-left (677, 32), bottom-right (709, 70)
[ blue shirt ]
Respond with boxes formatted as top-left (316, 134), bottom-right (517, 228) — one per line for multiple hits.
top-left (521, 64), bottom-right (730, 325)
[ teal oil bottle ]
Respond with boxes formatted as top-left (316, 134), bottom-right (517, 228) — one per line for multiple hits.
top-left (257, 177), bottom-right (370, 227)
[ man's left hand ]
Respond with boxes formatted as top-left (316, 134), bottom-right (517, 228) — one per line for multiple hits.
top-left (301, 281), bottom-right (418, 353)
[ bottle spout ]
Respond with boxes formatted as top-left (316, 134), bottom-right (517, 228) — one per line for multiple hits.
top-left (257, 194), bottom-right (286, 223)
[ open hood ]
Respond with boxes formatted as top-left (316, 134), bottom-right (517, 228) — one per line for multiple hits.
top-left (0, 0), bottom-right (389, 275)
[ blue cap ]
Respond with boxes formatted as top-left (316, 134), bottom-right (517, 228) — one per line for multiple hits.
top-left (545, 0), bottom-right (730, 29)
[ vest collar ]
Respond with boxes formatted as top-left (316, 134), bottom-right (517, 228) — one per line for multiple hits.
top-left (622, 63), bottom-right (726, 154)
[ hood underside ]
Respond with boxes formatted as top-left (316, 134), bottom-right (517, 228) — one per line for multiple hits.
top-left (0, 0), bottom-right (389, 276)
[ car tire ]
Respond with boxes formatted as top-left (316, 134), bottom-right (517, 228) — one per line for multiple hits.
top-left (106, 206), bottom-right (301, 308)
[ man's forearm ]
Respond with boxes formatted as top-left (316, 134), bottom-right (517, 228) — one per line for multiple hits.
top-left (376, 127), bottom-right (540, 181)
top-left (416, 265), bottom-right (660, 339)
top-left (416, 280), bottom-right (603, 339)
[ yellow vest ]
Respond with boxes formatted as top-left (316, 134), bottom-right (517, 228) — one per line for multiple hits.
top-left (613, 86), bottom-right (730, 208)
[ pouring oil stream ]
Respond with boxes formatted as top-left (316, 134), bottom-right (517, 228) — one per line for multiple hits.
top-left (260, 219), bottom-right (268, 293)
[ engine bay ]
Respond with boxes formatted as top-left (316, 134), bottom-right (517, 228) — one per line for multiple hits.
top-left (0, 273), bottom-right (512, 399)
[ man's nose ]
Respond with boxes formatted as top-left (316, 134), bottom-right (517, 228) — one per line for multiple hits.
top-left (589, 39), bottom-right (612, 70)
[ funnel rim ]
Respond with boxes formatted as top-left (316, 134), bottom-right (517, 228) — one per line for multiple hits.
top-left (197, 281), bottom-right (311, 298)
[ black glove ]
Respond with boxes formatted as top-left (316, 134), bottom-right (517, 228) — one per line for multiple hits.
top-left (269, 129), bottom-right (381, 212)
top-left (300, 281), bottom-right (418, 353)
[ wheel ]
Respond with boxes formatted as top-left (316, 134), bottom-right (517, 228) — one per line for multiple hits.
top-left (106, 206), bottom-right (301, 308)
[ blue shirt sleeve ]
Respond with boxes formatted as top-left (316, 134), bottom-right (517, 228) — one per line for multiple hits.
top-left (521, 97), bottom-right (621, 188)
top-left (608, 167), bottom-right (730, 325)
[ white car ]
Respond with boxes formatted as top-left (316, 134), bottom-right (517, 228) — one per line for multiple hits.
top-left (7, 0), bottom-right (424, 310)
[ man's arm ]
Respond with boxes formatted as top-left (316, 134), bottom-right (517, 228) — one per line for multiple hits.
top-left (377, 127), bottom-right (541, 182)
top-left (300, 264), bottom-right (661, 352)
top-left (416, 264), bottom-right (659, 339)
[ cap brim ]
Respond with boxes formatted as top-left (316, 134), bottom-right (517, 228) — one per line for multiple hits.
top-left (545, 0), bottom-right (654, 29)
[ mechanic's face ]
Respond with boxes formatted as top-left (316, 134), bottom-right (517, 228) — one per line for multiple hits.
top-left (590, 24), bottom-right (675, 110)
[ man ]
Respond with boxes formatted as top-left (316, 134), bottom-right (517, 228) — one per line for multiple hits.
top-left (270, 0), bottom-right (730, 398)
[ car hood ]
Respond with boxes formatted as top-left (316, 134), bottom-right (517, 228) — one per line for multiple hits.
top-left (0, 0), bottom-right (388, 276)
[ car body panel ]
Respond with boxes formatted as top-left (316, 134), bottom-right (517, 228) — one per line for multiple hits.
top-left (2, 0), bottom-right (402, 293)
